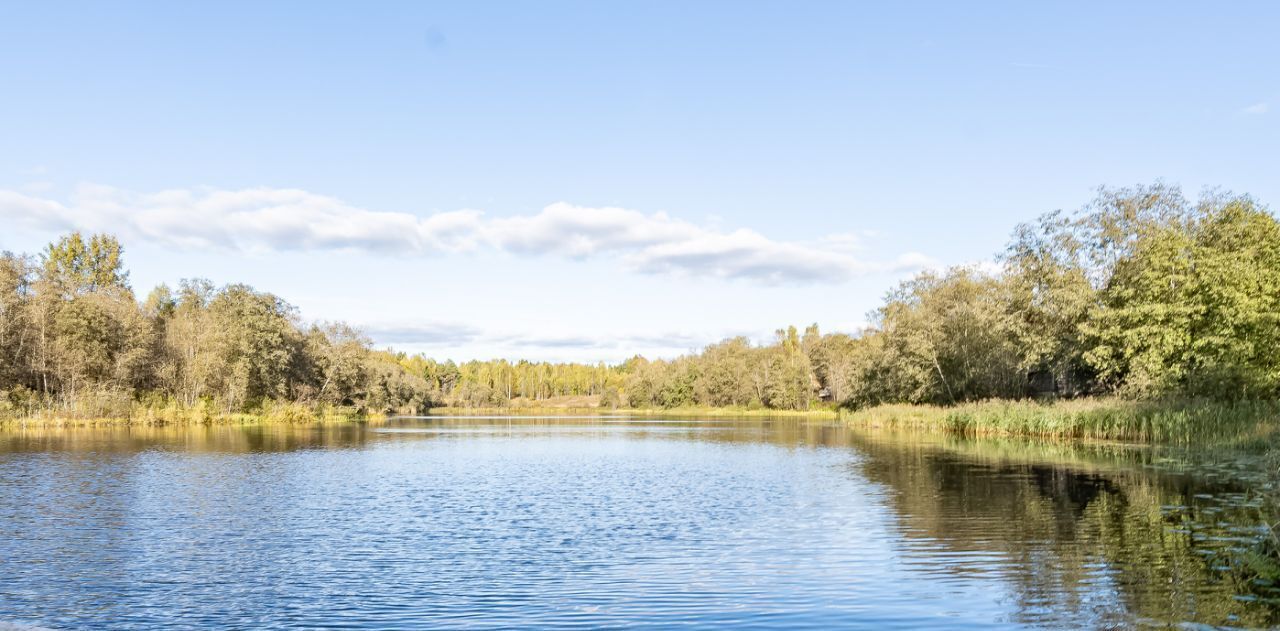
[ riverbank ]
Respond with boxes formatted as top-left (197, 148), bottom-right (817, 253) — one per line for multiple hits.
top-left (8, 398), bottom-right (1278, 445)
top-left (841, 398), bottom-right (1280, 446)
top-left (0, 402), bottom-right (379, 430)
top-left (0, 403), bottom-right (841, 429)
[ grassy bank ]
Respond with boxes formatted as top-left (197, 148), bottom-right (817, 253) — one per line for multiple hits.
top-left (0, 401), bottom-right (379, 429)
top-left (841, 398), bottom-right (1280, 445)
top-left (10, 397), bottom-right (1277, 441)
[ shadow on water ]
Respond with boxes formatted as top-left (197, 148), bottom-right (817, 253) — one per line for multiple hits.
top-left (844, 429), bottom-right (1279, 628)
top-left (0, 422), bottom-right (376, 454)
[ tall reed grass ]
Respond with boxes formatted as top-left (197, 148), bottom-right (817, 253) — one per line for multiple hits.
top-left (841, 398), bottom-right (1280, 445)
top-left (0, 390), bottom-right (370, 429)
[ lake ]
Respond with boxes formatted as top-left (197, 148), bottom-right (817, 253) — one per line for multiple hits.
top-left (1, 417), bottom-right (1276, 629)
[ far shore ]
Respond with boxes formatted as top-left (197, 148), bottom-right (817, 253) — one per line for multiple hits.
top-left (416, 406), bottom-right (839, 419)
top-left (5, 398), bottom-right (1278, 451)
top-left (0, 404), bottom-right (839, 430)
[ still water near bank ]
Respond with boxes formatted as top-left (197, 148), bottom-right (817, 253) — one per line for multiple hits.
top-left (0, 418), bottom-right (1276, 629)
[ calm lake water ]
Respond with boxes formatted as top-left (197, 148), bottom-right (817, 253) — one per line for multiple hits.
top-left (1, 417), bottom-right (1277, 629)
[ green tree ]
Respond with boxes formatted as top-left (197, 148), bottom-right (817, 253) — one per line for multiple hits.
top-left (42, 232), bottom-right (129, 296)
top-left (0, 253), bottom-right (35, 392)
top-left (308, 322), bottom-right (372, 405)
top-left (1084, 192), bottom-right (1280, 398)
top-left (867, 268), bottom-right (1023, 404)
top-left (1004, 211), bottom-right (1096, 395)
top-left (762, 326), bottom-right (815, 410)
top-left (207, 284), bottom-right (303, 411)
top-left (695, 337), bottom-right (756, 406)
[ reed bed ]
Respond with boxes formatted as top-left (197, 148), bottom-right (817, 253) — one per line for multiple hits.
top-left (0, 399), bottom-right (374, 429)
top-left (842, 398), bottom-right (1280, 445)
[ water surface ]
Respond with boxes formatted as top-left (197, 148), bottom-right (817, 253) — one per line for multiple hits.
top-left (0, 417), bottom-right (1276, 629)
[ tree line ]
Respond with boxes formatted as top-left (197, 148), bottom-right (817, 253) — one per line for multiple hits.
top-left (2, 183), bottom-right (1276, 418)
top-left (537, 183), bottom-right (1279, 410)
top-left (0, 233), bottom-right (435, 418)
top-left (847, 183), bottom-right (1280, 405)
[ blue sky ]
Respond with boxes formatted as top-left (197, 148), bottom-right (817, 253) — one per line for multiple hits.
top-left (2, 1), bottom-right (1276, 362)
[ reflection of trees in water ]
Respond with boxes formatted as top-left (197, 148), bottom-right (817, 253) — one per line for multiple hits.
top-left (850, 433), bottom-right (1277, 628)
top-left (0, 423), bottom-right (376, 454)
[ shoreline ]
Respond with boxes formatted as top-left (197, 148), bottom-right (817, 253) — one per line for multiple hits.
top-left (0, 413), bottom-right (378, 430)
top-left (840, 398), bottom-right (1280, 447)
top-left (4, 398), bottom-right (1277, 449)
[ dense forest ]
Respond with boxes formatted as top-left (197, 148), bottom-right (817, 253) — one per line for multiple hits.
top-left (1, 183), bottom-right (1277, 420)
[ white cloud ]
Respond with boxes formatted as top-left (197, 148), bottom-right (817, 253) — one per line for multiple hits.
top-left (358, 321), bottom-right (764, 362)
top-left (1242, 102), bottom-right (1269, 115)
top-left (0, 184), bottom-right (933, 284)
top-left (972, 259), bottom-right (1006, 276)
top-left (360, 322), bottom-right (484, 346)
top-left (0, 190), bottom-right (67, 229)
top-left (493, 330), bottom-right (710, 352)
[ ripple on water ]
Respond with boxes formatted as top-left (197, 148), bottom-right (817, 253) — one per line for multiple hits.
top-left (0, 419), bottom-right (1276, 629)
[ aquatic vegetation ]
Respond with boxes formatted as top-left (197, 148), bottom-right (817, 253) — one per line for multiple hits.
top-left (842, 398), bottom-right (1280, 444)
top-left (845, 398), bottom-right (1280, 586)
